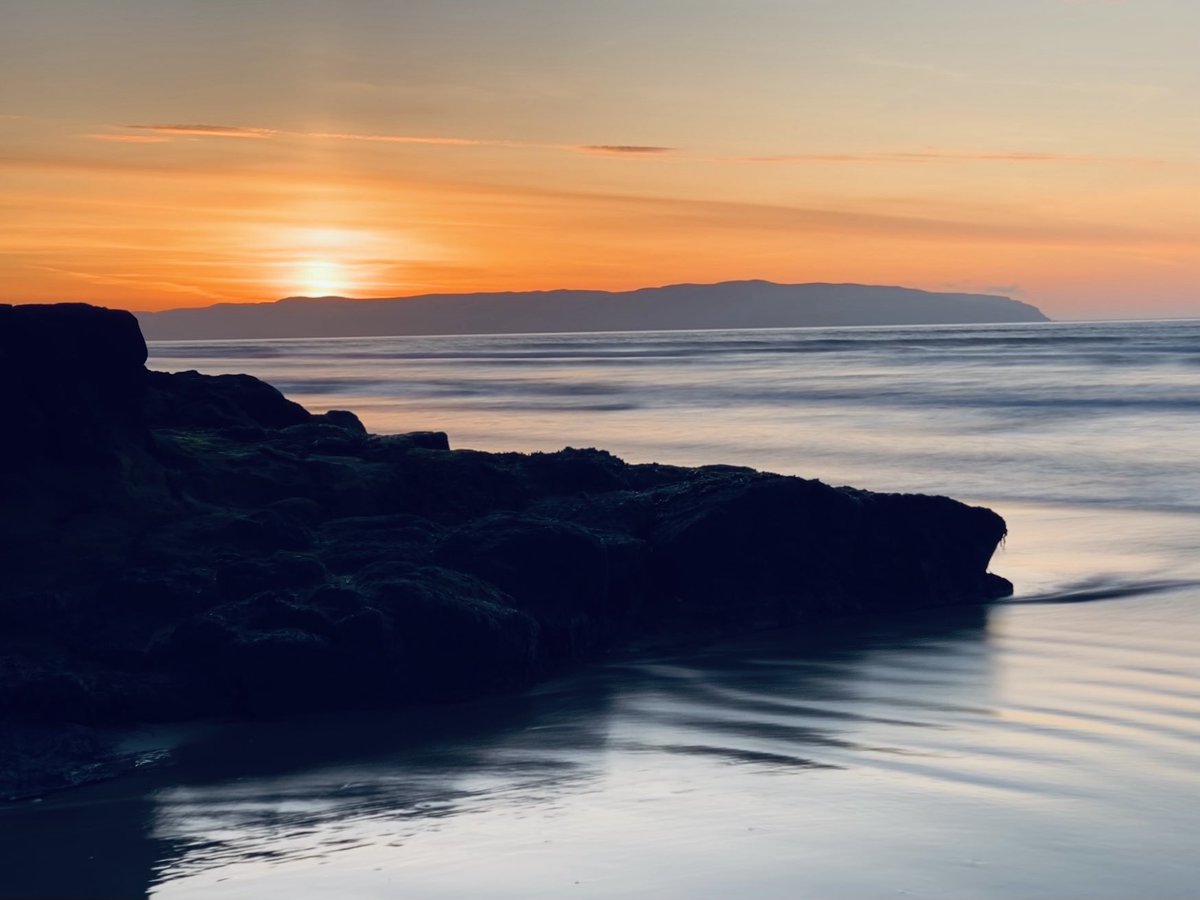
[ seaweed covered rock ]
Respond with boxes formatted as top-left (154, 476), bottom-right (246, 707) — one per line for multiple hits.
top-left (435, 515), bottom-right (621, 659)
top-left (143, 369), bottom-right (312, 431)
top-left (648, 476), bottom-right (1007, 622)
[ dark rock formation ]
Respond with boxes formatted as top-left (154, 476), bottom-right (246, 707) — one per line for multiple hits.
top-left (0, 303), bottom-right (1011, 799)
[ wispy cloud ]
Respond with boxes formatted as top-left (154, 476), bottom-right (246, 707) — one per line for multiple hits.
top-left (124, 123), bottom-right (276, 138)
top-left (575, 145), bottom-right (675, 156)
top-left (305, 131), bottom-right (485, 146)
top-left (36, 264), bottom-right (222, 299)
top-left (733, 150), bottom-right (1159, 166)
top-left (91, 123), bottom-right (1149, 170)
top-left (95, 123), bottom-right (675, 158)
top-left (85, 133), bottom-right (174, 144)
top-left (74, 127), bottom-right (1164, 173)
top-left (515, 184), bottom-right (1180, 249)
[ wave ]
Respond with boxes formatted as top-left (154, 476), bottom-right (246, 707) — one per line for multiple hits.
top-left (999, 577), bottom-right (1200, 605)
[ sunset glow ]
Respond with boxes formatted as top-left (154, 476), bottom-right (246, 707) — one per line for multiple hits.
top-left (2, 1), bottom-right (1198, 318)
top-left (294, 260), bottom-right (348, 298)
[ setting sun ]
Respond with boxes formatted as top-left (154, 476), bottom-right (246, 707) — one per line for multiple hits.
top-left (296, 259), bottom-right (347, 297)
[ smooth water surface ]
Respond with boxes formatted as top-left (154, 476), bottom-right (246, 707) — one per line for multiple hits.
top-left (4, 320), bottom-right (1200, 899)
top-left (149, 319), bottom-right (1200, 511)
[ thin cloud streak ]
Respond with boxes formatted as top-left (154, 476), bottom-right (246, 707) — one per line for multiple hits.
top-left (305, 131), bottom-right (485, 146)
top-left (575, 145), bottom-right (675, 156)
top-left (515, 184), bottom-right (1184, 248)
top-left (96, 126), bottom-right (1146, 168)
top-left (732, 150), bottom-right (1161, 166)
top-left (111, 124), bottom-right (673, 156)
top-left (125, 124), bottom-right (277, 138)
top-left (36, 264), bottom-right (222, 299)
top-left (86, 133), bottom-right (174, 144)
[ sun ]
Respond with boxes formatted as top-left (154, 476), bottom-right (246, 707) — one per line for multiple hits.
top-left (298, 259), bottom-right (347, 297)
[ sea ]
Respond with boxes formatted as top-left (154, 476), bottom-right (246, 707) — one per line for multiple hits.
top-left (4, 319), bottom-right (1200, 899)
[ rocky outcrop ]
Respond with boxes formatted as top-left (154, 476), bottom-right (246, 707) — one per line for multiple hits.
top-left (0, 303), bottom-right (1011, 798)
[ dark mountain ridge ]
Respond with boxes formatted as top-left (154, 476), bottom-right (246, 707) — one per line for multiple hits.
top-left (137, 280), bottom-right (1049, 340)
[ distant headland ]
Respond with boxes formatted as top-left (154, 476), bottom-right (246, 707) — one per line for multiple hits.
top-left (137, 281), bottom-right (1049, 341)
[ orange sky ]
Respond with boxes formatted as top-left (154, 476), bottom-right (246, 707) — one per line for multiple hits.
top-left (2, 1), bottom-right (1198, 318)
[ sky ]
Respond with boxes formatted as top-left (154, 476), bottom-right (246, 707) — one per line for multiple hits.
top-left (1, 0), bottom-right (1198, 318)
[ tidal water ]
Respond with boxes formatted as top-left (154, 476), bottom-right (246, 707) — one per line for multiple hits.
top-left (5, 320), bottom-right (1200, 899)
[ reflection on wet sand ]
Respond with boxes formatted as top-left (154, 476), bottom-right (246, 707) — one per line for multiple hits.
top-left (7, 580), bottom-right (1200, 899)
top-left (2, 605), bottom-right (992, 899)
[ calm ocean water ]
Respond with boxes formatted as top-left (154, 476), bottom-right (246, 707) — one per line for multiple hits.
top-left (5, 320), bottom-right (1200, 899)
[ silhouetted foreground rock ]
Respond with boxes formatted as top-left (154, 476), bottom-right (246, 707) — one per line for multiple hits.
top-left (0, 303), bottom-right (1011, 798)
